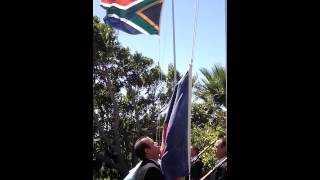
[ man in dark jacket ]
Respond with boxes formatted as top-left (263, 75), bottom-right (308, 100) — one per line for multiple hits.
top-left (186, 145), bottom-right (203, 180)
top-left (208, 137), bottom-right (227, 180)
top-left (134, 136), bottom-right (165, 180)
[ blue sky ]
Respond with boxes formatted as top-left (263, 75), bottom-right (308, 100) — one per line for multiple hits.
top-left (93, 0), bottom-right (225, 79)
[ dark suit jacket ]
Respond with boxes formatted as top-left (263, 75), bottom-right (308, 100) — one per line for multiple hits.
top-left (208, 160), bottom-right (227, 180)
top-left (134, 159), bottom-right (165, 180)
top-left (186, 158), bottom-right (204, 180)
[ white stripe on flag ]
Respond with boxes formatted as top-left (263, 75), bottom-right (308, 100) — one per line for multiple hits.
top-left (100, 0), bottom-right (143, 10)
top-left (107, 14), bottom-right (150, 35)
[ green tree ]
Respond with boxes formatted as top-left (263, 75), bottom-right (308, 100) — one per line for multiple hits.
top-left (191, 103), bottom-right (211, 126)
top-left (93, 15), bottom-right (226, 180)
top-left (194, 65), bottom-right (226, 129)
top-left (195, 65), bottom-right (226, 106)
top-left (191, 65), bottom-right (226, 176)
top-left (191, 124), bottom-right (225, 174)
top-left (93, 16), bottom-right (129, 179)
top-left (163, 63), bottom-right (181, 102)
top-left (93, 16), bottom-right (168, 179)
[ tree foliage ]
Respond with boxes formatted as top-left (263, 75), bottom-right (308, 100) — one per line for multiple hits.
top-left (93, 16), bottom-right (226, 180)
top-left (191, 124), bottom-right (225, 173)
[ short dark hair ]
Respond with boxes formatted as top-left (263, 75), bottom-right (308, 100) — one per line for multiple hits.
top-left (191, 145), bottom-right (200, 154)
top-left (134, 137), bottom-right (151, 160)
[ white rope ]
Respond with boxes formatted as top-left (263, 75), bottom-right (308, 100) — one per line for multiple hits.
top-left (191, 0), bottom-right (200, 65)
top-left (156, 37), bottom-right (161, 144)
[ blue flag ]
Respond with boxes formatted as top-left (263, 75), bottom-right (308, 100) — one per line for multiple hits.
top-left (160, 67), bottom-right (191, 180)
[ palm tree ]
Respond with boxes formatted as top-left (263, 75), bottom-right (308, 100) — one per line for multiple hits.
top-left (195, 65), bottom-right (226, 107)
top-left (194, 65), bottom-right (226, 129)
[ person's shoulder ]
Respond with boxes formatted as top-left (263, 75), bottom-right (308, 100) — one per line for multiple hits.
top-left (144, 166), bottom-right (164, 180)
top-left (220, 160), bottom-right (227, 172)
top-left (143, 159), bottom-right (160, 166)
top-left (221, 160), bottom-right (227, 168)
top-left (199, 158), bottom-right (204, 164)
top-left (135, 160), bottom-right (163, 180)
top-left (194, 159), bottom-right (204, 166)
top-left (140, 160), bottom-right (160, 171)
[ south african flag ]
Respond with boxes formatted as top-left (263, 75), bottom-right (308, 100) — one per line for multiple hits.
top-left (100, 0), bottom-right (163, 35)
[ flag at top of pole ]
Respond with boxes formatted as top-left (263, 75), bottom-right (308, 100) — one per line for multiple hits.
top-left (100, 0), bottom-right (163, 35)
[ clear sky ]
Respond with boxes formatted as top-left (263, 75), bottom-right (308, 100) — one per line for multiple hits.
top-left (93, 0), bottom-right (225, 78)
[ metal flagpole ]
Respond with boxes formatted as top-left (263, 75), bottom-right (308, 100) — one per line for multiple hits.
top-left (171, 0), bottom-right (177, 86)
top-left (187, 65), bottom-right (192, 180)
top-left (189, 0), bottom-right (199, 179)
top-left (224, 0), bottom-right (227, 138)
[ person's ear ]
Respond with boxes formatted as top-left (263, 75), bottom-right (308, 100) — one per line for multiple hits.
top-left (145, 148), bottom-right (151, 154)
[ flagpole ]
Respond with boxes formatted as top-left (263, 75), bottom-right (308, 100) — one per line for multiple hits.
top-left (188, 64), bottom-right (192, 180)
top-left (191, 0), bottom-right (199, 66)
top-left (225, 0), bottom-right (227, 137)
top-left (172, 0), bottom-right (177, 86)
top-left (188, 0), bottom-right (199, 178)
